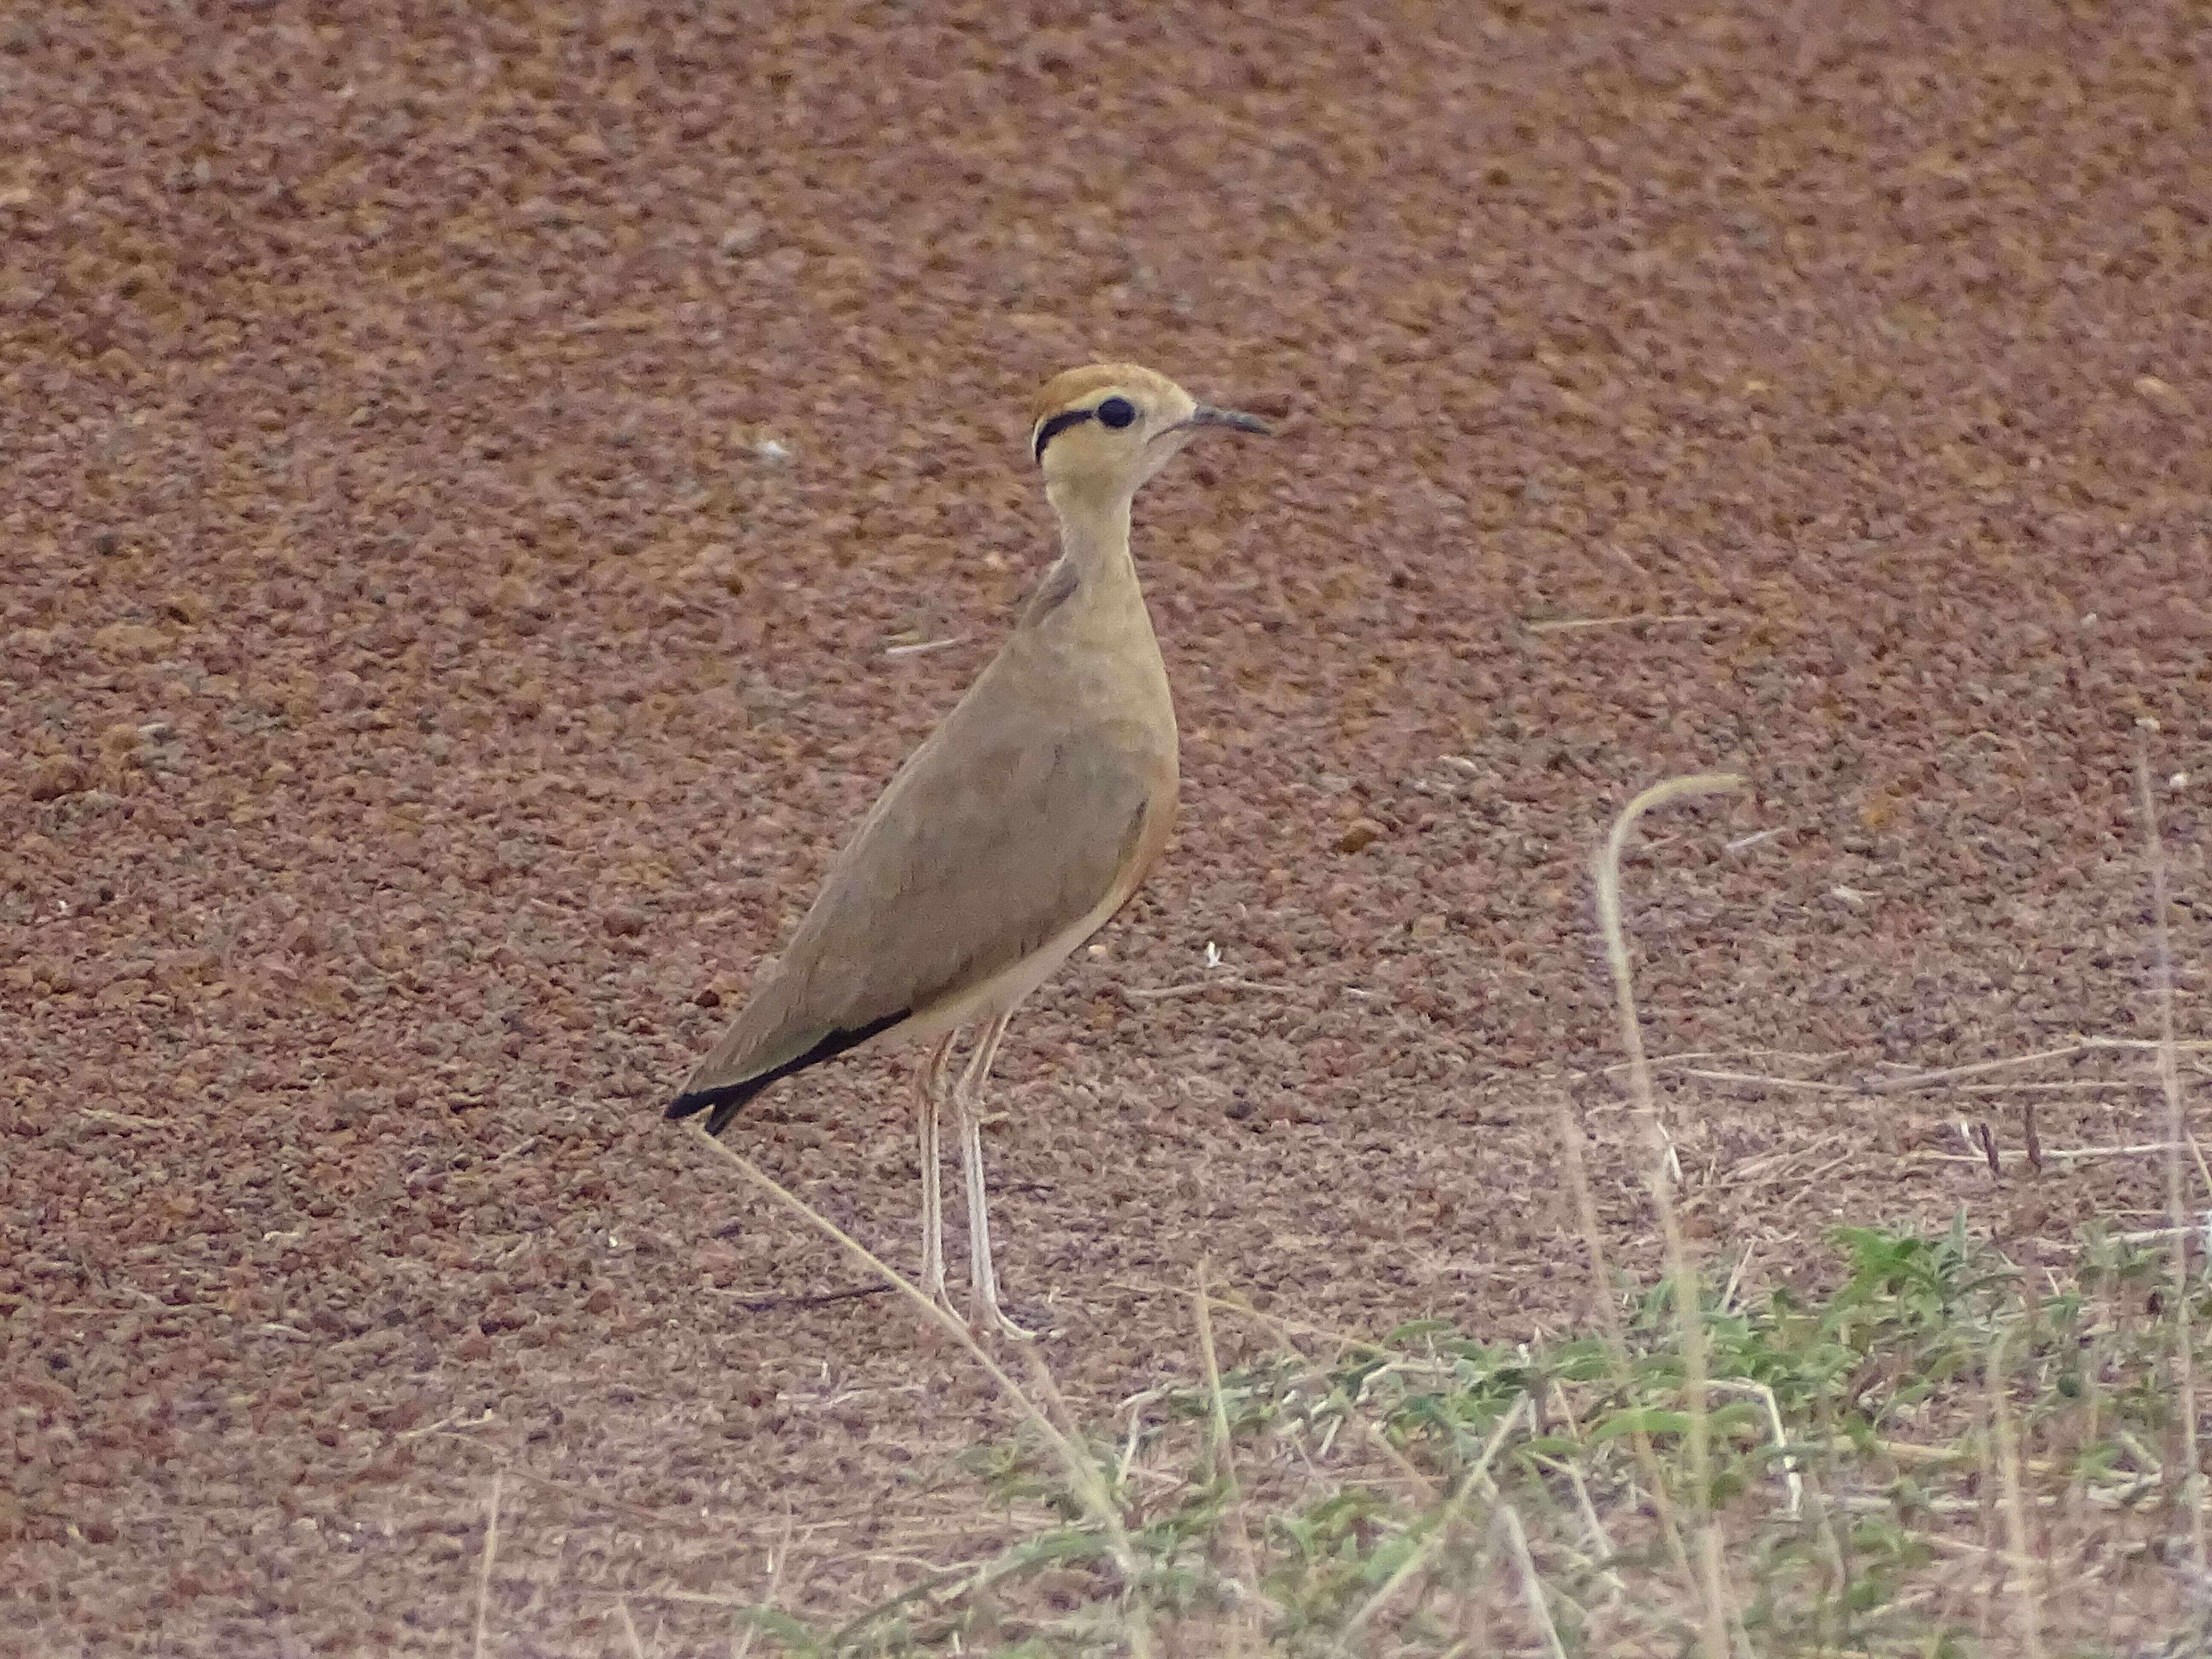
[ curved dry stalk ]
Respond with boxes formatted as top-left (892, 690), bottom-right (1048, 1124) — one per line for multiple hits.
top-left (1592, 771), bottom-right (1746, 1659)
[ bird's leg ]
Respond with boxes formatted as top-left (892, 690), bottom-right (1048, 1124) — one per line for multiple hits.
top-left (916, 1033), bottom-right (956, 1314)
top-left (952, 1010), bottom-right (1034, 1341)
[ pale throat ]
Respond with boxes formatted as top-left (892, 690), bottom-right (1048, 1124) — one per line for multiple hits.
top-left (1045, 478), bottom-right (1139, 585)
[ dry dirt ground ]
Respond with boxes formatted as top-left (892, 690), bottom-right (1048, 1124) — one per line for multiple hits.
top-left (3, 2), bottom-right (2209, 1653)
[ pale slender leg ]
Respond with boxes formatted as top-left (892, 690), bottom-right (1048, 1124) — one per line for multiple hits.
top-left (915, 1034), bottom-right (957, 1313)
top-left (951, 1009), bottom-right (1034, 1341)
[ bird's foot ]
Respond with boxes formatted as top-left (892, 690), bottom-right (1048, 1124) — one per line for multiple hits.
top-left (923, 1285), bottom-right (968, 1332)
top-left (969, 1293), bottom-right (1042, 1344)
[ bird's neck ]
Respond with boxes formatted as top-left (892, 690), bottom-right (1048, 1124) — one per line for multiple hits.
top-left (1022, 479), bottom-right (1171, 716)
top-left (1045, 480), bottom-right (1138, 588)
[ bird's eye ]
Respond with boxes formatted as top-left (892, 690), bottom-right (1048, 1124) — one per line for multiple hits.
top-left (1094, 396), bottom-right (1138, 430)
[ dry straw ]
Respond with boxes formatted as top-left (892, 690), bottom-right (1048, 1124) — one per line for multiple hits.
top-left (1590, 770), bottom-right (1746, 1659)
top-left (471, 1470), bottom-right (503, 1659)
top-left (2136, 722), bottom-right (2206, 1571)
top-left (687, 1125), bottom-right (1160, 1658)
top-left (1192, 1260), bottom-right (1266, 1654)
top-left (1988, 1320), bottom-right (2046, 1659)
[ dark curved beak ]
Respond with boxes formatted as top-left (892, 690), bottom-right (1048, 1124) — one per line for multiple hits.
top-left (1182, 404), bottom-right (1271, 437)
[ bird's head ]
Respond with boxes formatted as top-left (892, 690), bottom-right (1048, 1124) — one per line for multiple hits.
top-left (1027, 363), bottom-right (1268, 499)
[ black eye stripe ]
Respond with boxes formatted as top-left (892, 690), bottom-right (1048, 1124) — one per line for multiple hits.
top-left (1033, 407), bottom-right (1093, 461)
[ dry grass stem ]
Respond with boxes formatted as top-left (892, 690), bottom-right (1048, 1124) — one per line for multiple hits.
top-left (1672, 1068), bottom-right (1855, 1092)
top-left (1953, 1080), bottom-right (2165, 1094)
top-left (613, 1596), bottom-right (647, 1659)
top-left (1193, 1262), bottom-right (1266, 1648)
top-left (2081, 1038), bottom-right (2212, 1053)
top-left (1912, 1140), bottom-right (2193, 1166)
top-left (472, 1471), bottom-right (503, 1659)
top-left (433, 1434), bottom-right (719, 1530)
top-left (730, 1512), bottom-right (794, 1659)
top-left (1592, 770), bottom-right (1746, 1659)
top-left (1118, 976), bottom-right (1290, 1001)
top-left (1708, 1379), bottom-right (1802, 1519)
top-left (1338, 1396), bottom-right (1527, 1650)
top-left (1545, 1087), bottom-right (1693, 1586)
top-left (1522, 612), bottom-right (1720, 632)
top-left (1988, 1322), bottom-right (2047, 1659)
top-left (1623, 1047), bottom-right (1854, 1074)
top-left (1544, 1381), bottom-right (1626, 1597)
top-left (1494, 1502), bottom-right (1570, 1659)
top-left (684, 1126), bottom-right (1155, 1644)
top-left (1866, 1044), bottom-right (2117, 1091)
top-left (2137, 729), bottom-right (2206, 1571)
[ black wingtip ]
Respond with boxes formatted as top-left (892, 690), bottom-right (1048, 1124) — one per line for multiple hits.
top-left (666, 1075), bottom-right (770, 1136)
top-left (667, 1009), bottom-right (911, 1138)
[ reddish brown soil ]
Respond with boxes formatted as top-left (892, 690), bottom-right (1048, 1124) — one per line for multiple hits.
top-left (4, 3), bottom-right (2209, 1652)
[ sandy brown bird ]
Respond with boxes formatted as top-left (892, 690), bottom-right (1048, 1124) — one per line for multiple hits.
top-left (669, 362), bottom-right (1269, 1338)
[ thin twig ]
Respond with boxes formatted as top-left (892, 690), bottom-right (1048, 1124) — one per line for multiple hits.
top-left (883, 634), bottom-right (967, 658)
top-left (701, 1283), bottom-right (897, 1312)
top-left (1118, 977), bottom-right (1290, 1001)
top-left (1523, 612), bottom-right (1721, 633)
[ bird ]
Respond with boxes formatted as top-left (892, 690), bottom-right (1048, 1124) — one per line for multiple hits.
top-left (668, 362), bottom-right (1270, 1339)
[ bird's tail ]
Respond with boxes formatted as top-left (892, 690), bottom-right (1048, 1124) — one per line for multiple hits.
top-left (667, 1007), bottom-right (910, 1136)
